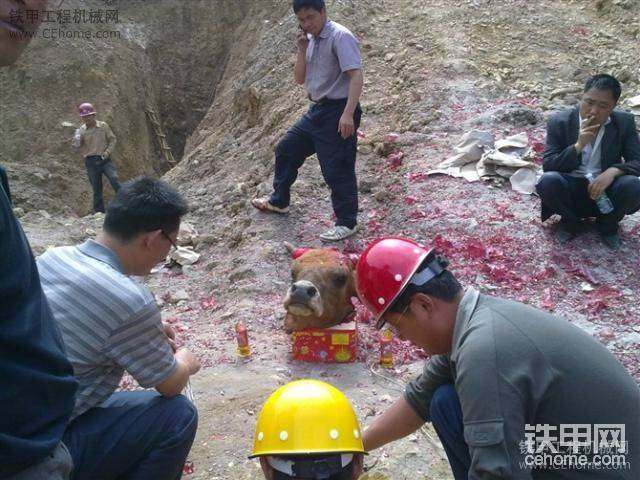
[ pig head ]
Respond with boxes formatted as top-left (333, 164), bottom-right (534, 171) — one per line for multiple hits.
top-left (283, 243), bottom-right (358, 332)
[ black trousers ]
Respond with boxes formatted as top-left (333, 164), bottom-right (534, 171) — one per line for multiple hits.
top-left (536, 171), bottom-right (640, 235)
top-left (85, 155), bottom-right (121, 213)
top-left (0, 164), bottom-right (10, 203)
top-left (269, 99), bottom-right (362, 229)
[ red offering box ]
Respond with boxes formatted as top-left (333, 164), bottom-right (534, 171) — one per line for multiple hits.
top-left (291, 321), bottom-right (357, 363)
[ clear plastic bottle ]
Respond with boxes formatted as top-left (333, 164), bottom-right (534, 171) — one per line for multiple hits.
top-left (585, 172), bottom-right (614, 214)
top-left (72, 128), bottom-right (82, 148)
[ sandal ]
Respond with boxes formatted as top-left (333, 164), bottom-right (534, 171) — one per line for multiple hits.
top-left (251, 197), bottom-right (289, 214)
top-left (319, 225), bottom-right (358, 242)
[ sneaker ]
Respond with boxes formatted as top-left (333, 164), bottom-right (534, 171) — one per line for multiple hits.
top-left (601, 233), bottom-right (621, 251)
top-left (319, 225), bottom-right (358, 242)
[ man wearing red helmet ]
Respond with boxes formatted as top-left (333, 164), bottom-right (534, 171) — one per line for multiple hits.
top-left (73, 103), bottom-right (120, 213)
top-left (356, 237), bottom-right (639, 480)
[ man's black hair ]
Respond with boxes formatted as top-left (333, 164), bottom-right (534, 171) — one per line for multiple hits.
top-left (584, 74), bottom-right (621, 102)
top-left (389, 253), bottom-right (462, 313)
top-left (293, 0), bottom-right (326, 14)
top-left (103, 176), bottom-right (188, 241)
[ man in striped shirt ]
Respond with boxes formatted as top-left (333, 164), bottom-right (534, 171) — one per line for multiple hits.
top-left (38, 176), bottom-right (200, 480)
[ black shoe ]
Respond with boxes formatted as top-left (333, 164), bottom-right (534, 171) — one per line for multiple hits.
top-left (554, 222), bottom-right (578, 243)
top-left (601, 233), bottom-right (621, 250)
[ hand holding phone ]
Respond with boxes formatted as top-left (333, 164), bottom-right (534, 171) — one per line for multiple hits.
top-left (296, 25), bottom-right (310, 50)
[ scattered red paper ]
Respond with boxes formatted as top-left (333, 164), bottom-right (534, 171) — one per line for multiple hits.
top-left (200, 296), bottom-right (220, 310)
top-left (407, 172), bottom-right (429, 182)
top-left (463, 239), bottom-right (486, 259)
top-left (407, 210), bottom-right (428, 221)
top-left (584, 286), bottom-right (621, 316)
top-left (431, 234), bottom-right (455, 256)
top-left (164, 317), bottom-right (190, 333)
top-left (387, 151), bottom-right (405, 168)
top-left (384, 132), bottom-right (399, 143)
top-left (183, 461), bottom-right (194, 475)
top-left (532, 266), bottom-right (556, 281)
top-left (540, 287), bottom-right (556, 311)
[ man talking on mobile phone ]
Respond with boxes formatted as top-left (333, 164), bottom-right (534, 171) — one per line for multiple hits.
top-left (252, 0), bottom-right (364, 243)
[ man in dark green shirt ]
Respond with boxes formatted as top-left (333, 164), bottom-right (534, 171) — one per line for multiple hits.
top-left (356, 237), bottom-right (639, 479)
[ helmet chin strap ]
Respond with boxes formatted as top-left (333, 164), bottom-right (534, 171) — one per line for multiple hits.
top-left (409, 257), bottom-right (446, 287)
top-left (268, 454), bottom-right (353, 479)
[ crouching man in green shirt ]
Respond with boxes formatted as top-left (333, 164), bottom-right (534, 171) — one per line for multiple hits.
top-left (355, 237), bottom-right (639, 479)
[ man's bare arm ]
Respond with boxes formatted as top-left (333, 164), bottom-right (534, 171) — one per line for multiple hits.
top-left (155, 348), bottom-right (200, 397)
top-left (294, 30), bottom-right (309, 85)
top-left (362, 396), bottom-right (425, 451)
top-left (338, 69), bottom-right (363, 139)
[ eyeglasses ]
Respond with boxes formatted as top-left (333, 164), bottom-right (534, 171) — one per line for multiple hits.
top-left (161, 230), bottom-right (178, 251)
top-left (385, 304), bottom-right (410, 331)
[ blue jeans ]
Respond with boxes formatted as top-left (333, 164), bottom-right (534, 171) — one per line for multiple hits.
top-left (62, 391), bottom-right (198, 480)
top-left (84, 155), bottom-right (121, 213)
top-left (430, 385), bottom-right (470, 480)
top-left (269, 100), bottom-right (362, 229)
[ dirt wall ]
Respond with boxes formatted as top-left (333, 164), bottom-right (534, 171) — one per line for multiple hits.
top-left (0, 0), bottom-right (256, 215)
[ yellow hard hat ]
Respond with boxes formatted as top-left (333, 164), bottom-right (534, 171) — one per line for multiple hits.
top-left (250, 379), bottom-right (365, 457)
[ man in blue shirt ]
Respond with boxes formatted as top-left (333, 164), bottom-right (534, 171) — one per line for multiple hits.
top-left (0, 1), bottom-right (78, 478)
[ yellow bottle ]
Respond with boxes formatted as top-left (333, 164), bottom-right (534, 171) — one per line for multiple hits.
top-left (380, 329), bottom-right (393, 368)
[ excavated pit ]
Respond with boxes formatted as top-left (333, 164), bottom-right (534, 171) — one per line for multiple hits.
top-left (0, 0), bottom-right (278, 216)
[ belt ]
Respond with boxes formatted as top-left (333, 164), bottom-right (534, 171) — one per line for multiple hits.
top-left (311, 96), bottom-right (347, 105)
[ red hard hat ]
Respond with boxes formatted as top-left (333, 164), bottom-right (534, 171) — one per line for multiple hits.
top-left (356, 237), bottom-right (432, 329)
top-left (78, 102), bottom-right (96, 117)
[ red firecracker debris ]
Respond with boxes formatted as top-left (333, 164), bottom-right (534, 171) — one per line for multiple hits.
top-left (540, 287), bottom-right (556, 311)
top-left (431, 234), bottom-right (455, 256)
top-left (183, 461), bottom-right (194, 475)
top-left (387, 151), bottom-right (405, 168)
top-left (584, 286), bottom-right (621, 316)
top-left (462, 239), bottom-right (486, 259)
top-left (200, 296), bottom-right (220, 310)
top-left (407, 172), bottom-right (429, 183)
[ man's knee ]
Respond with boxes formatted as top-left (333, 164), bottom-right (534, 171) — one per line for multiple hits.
top-left (611, 175), bottom-right (640, 212)
top-left (165, 395), bottom-right (198, 440)
top-left (275, 138), bottom-right (289, 157)
top-left (535, 171), bottom-right (564, 198)
top-left (275, 130), bottom-right (306, 159)
top-left (429, 384), bottom-right (458, 425)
